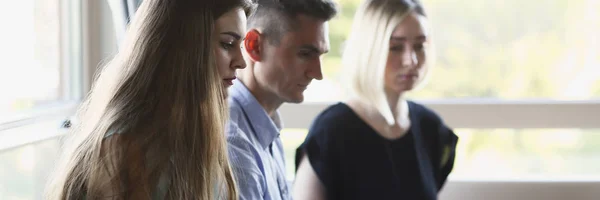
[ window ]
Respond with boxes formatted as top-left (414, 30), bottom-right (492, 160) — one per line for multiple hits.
top-left (305, 0), bottom-right (600, 102)
top-left (449, 128), bottom-right (600, 180)
top-left (0, 0), bottom-right (81, 125)
top-left (0, 138), bottom-right (61, 199)
top-left (0, 0), bottom-right (81, 198)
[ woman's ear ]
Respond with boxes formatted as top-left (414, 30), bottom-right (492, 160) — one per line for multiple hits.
top-left (243, 29), bottom-right (261, 62)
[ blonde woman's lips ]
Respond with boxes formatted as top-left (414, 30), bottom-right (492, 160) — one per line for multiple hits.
top-left (399, 74), bottom-right (418, 80)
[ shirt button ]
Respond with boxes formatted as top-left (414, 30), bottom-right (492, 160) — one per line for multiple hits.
top-left (281, 188), bottom-right (288, 198)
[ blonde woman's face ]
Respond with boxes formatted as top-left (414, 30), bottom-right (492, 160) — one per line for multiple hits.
top-left (384, 12), bottom-right (429, 94)
top-left (215, 8), bottom-right (247, 89)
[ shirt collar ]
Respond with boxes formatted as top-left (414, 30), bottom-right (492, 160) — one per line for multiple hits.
top-left (229, 79), bottom-right (282, 149)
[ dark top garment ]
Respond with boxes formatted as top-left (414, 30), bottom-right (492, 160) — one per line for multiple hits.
top-left (295, 102), bottom-right (458, 200)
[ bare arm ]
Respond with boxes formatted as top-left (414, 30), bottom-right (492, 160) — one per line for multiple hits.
top-left (292, 154), bottom-right (326, 200)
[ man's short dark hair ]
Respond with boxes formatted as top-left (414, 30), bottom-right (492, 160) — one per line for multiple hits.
top-left (248, 0), bottom-right (338, 45)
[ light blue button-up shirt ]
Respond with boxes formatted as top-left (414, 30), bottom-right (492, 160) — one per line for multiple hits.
top-left (226, 79), bottom-right (291, 200)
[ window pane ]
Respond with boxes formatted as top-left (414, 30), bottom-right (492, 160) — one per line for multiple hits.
top-left (305, 0), bottom-right (600, 102)
top-left (281, 128), bottom-right (309, 179)
top-left (0, 138), bottom-right (61, 200)
top-left (281, 128), bottom-right (600, 180)
top-left (450, 129), bottom-right (600, 180)
top-left (0, 0), bottom-right (62, 122)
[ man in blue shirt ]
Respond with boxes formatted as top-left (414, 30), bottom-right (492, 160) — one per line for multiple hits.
top-left (226, 0), bottom-right (337, 199)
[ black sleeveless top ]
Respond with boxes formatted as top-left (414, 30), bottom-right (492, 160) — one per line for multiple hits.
top-left (295, 102), bottom-right (458, 200)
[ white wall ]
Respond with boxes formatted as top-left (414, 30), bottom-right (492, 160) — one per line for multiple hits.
top-left (82, 0), bottom-right (118, 92)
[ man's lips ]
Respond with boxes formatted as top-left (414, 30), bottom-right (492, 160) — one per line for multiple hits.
top-left (298, 83), bottom-right (310, 88)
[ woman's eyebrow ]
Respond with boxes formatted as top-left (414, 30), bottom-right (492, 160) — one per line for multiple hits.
top-left (220, 31), bottom-right (241, 40)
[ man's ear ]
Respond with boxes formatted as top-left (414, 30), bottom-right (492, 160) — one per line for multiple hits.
top-left (243, 29), bottom-right (262, 62)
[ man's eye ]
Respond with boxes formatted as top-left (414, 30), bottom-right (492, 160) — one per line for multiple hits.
top-left (299, 51), bottom-right (313, 58)
top-left (390, 45), bottom-right (403, 52)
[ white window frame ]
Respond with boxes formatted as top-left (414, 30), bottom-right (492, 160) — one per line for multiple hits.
top-left (0, 2), bottom-right (117, 199)
top-left (0, 0), bottom-right (102, 152)
top-left (279, 100), bottom-right (600, 129)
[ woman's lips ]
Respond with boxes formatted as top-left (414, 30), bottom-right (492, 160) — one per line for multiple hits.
top-left (399, 74), bottom-right (418, 80)
top-left (223, 76), bottom-right (236, 86)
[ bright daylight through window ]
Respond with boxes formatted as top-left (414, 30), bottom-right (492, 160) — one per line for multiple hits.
top-left (0, 1), bottom-right (68, 199)
top-left (0, 0), bottom-right (63, 124)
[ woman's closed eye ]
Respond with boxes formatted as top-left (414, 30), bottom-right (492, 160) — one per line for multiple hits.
top-left (221, 41), bottom-right (235, 50)
top-left (390, 43), bottom-right (426, 52)
top-left (413, 43), bottom-right (425, 51)
top-left (219, 32), bottom-right (242, 51)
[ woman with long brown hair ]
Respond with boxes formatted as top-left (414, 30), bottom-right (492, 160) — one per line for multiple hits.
top-left (46, 0), bottom-right (254, 199)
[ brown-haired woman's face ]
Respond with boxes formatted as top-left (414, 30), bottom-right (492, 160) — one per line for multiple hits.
top-left (214, 8), bottom-right (247, 89)
top-left (384, 11), bottom-right (429, 94)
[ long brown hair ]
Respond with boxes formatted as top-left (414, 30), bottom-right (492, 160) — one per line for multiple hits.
top-left (46, 0), bottom-right (254, 199)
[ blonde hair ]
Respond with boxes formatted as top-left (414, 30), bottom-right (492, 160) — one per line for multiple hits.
top-left (46, 0), bottom-right (253, 199)
top-left (341, 0), bottom-right (432, 125)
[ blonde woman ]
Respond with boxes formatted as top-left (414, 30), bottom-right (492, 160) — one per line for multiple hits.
top-left (45, 0), bottom-right (254, 199)
top-left (293, 0), bottom-right (458, 199)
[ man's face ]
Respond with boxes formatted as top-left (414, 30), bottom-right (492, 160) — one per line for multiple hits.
top-left (254, 15), bottom-right (330, 103)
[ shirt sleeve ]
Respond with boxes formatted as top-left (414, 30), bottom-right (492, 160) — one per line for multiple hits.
top-left (437, 125), bottom-right (459, 189)
top-left (226, 126), bottom-right (267, 200)
top-left (295, 121), bottom-right (338, 195)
